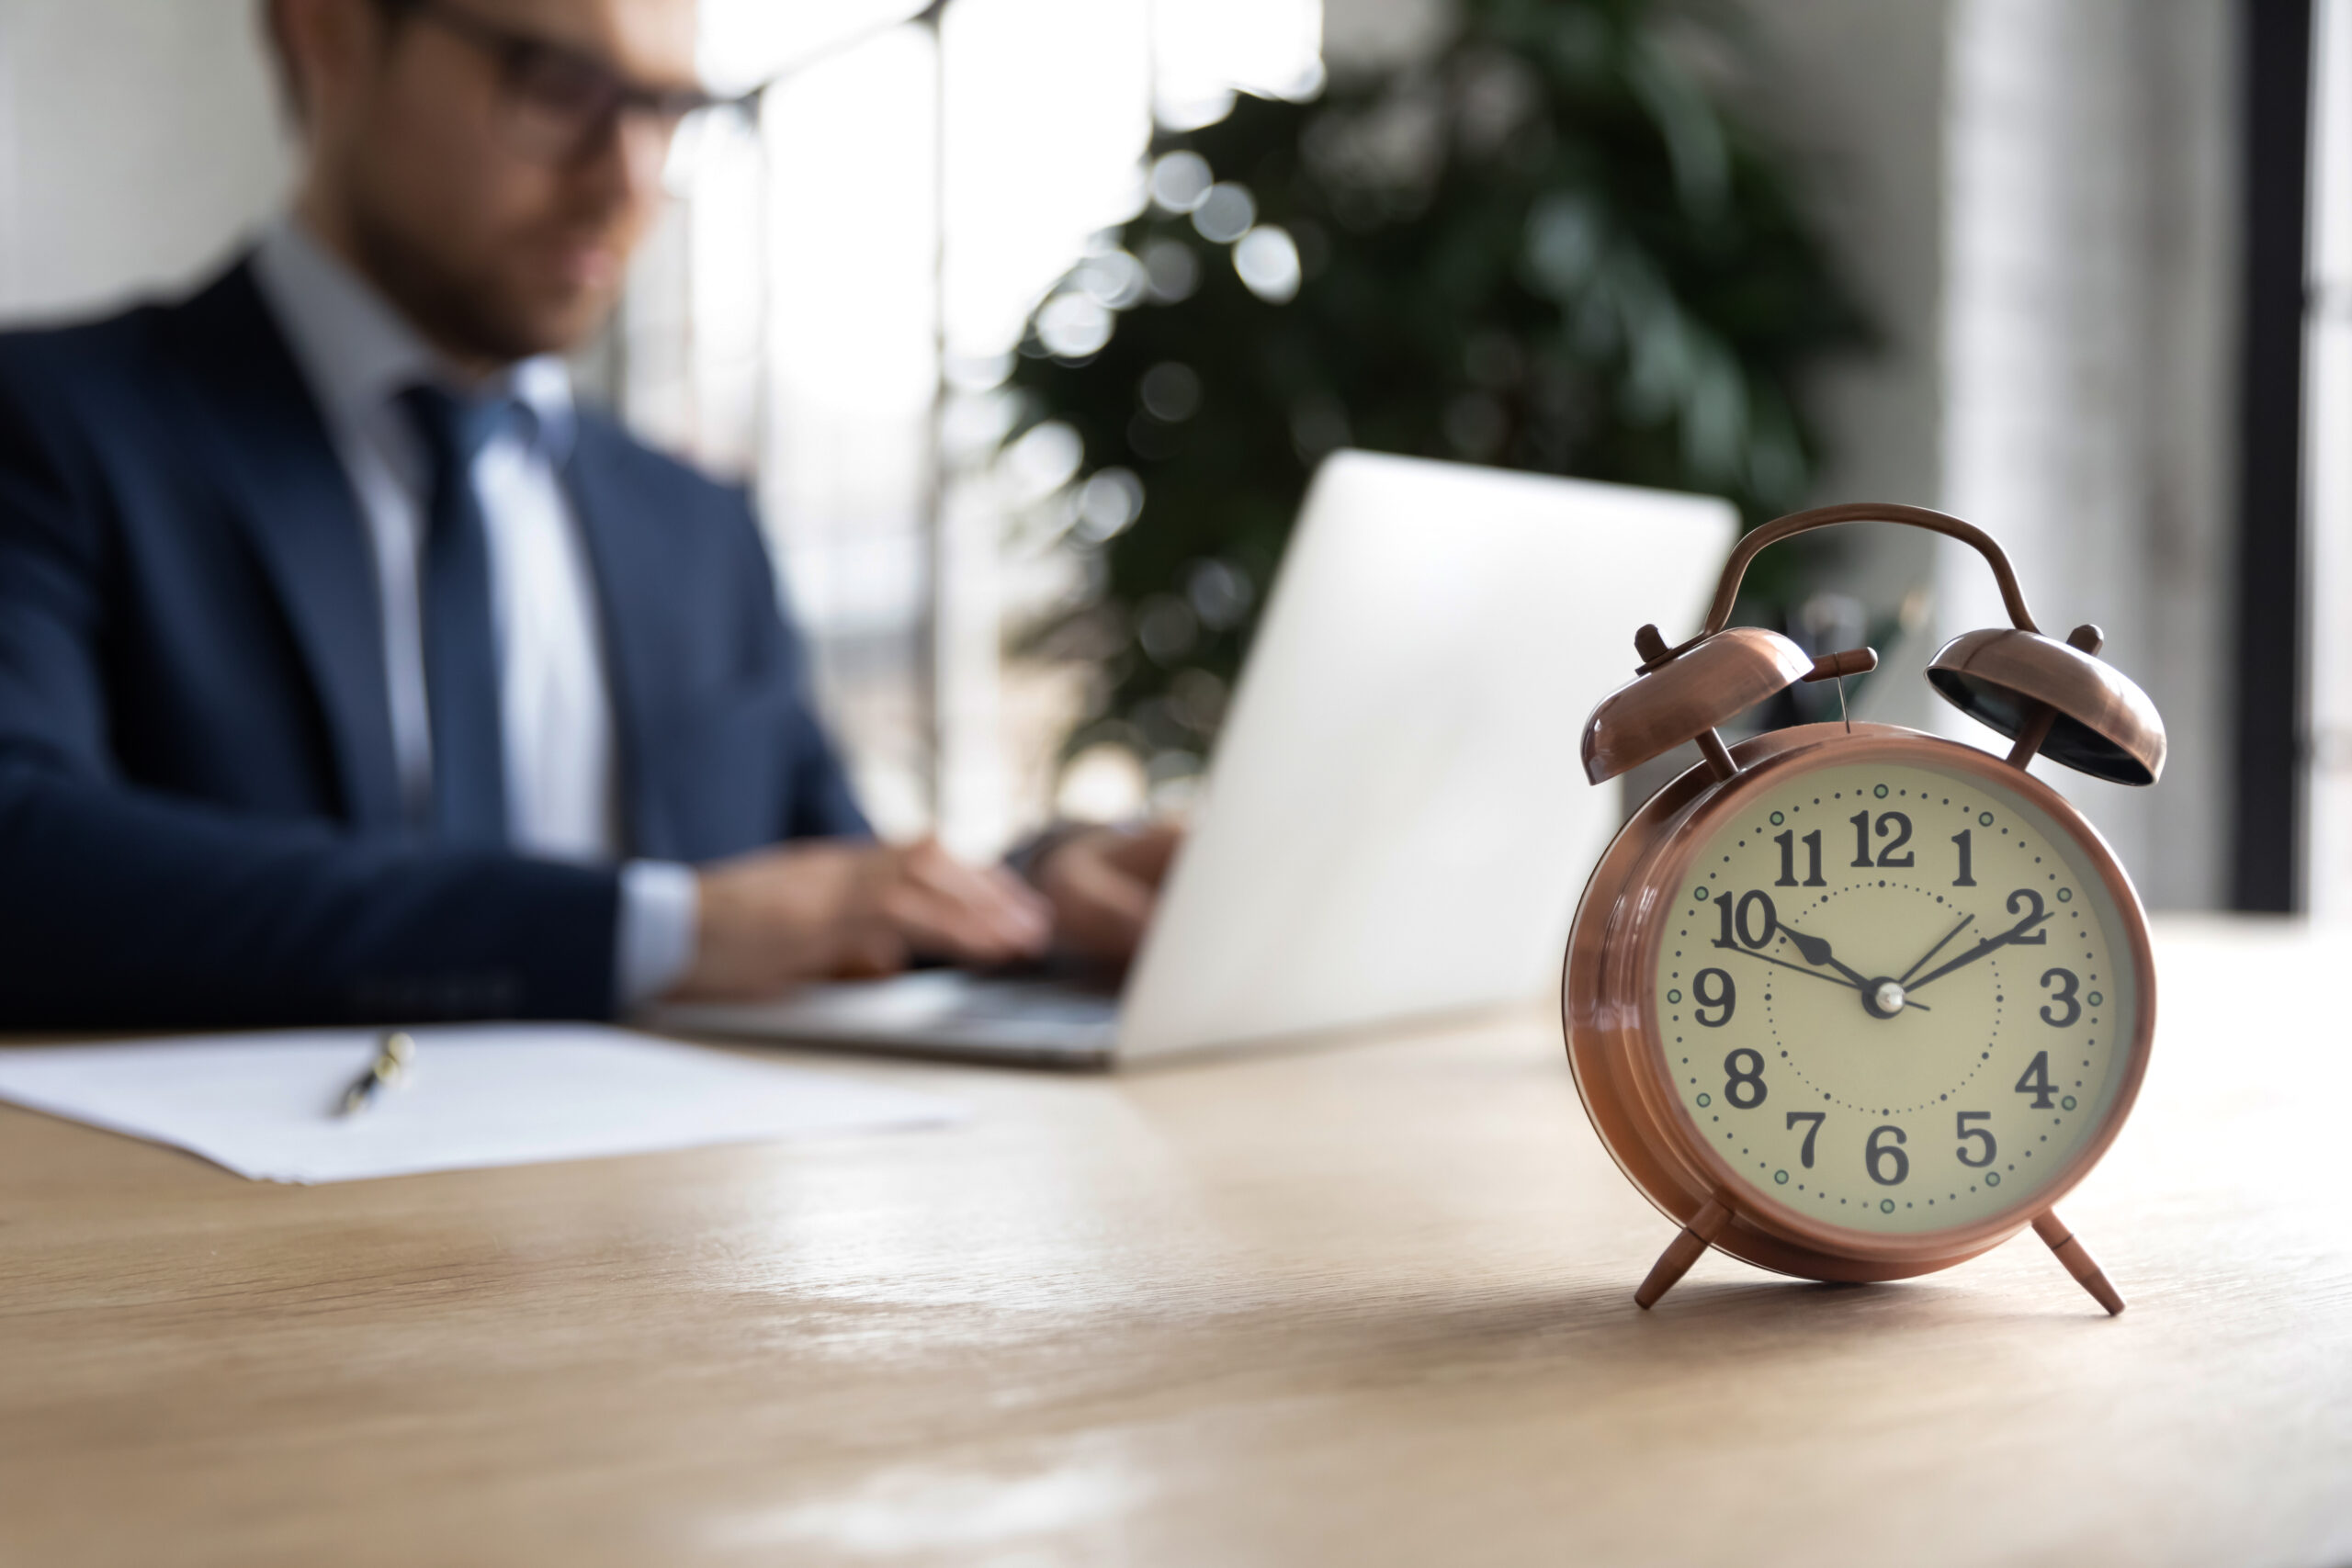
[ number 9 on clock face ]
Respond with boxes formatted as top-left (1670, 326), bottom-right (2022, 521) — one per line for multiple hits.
top-left (1650, 757), bottom-right (2143, 1236)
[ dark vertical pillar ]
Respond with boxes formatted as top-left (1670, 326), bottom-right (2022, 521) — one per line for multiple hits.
top-left (2233, 0), bottom-right (2316, 911)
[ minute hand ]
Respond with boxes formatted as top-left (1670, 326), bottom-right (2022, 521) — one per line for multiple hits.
top-left (1905, 912), bottom-right (2052, 993)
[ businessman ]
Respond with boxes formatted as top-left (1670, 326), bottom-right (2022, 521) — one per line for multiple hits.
top-left (0, 0), bottom-right (1174, 1028)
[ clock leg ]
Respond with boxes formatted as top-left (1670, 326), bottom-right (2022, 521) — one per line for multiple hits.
top-left (2032, 1209), bottom-right (2126, 1314)
top-left (1634, 1196), bottom-right (1731, 1310)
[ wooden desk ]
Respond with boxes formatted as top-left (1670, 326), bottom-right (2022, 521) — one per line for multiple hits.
top-left (1, 919), bottom-right (2346, 1566)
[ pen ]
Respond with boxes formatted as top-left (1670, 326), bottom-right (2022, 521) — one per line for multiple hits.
top-left (336, 1030), bottom-right (414, 1117)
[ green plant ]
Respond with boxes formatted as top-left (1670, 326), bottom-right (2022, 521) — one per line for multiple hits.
top-left (1006, 0), bottom-right (1871, 771)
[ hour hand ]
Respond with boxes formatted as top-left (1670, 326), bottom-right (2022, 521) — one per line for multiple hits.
top-left (1778, 926), bottom-right (1872, 990)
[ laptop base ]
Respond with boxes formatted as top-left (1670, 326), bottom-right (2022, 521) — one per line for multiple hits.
top-left (654, 971), bottom-right (1122, 1069)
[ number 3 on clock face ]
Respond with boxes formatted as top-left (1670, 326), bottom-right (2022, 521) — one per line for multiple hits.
top-left (1649, 756), bottom-right (2142, 1237)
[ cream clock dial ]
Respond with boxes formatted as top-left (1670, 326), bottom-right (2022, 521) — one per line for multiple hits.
top-left (1650, 759), bottom-right (2141, 1235)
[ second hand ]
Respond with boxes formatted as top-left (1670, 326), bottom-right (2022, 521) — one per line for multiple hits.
top-left (1899, 913), bottom-right (1975, 987)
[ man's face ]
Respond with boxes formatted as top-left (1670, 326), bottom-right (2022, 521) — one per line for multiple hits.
top-left (302, 0), bottom-right (700, 365)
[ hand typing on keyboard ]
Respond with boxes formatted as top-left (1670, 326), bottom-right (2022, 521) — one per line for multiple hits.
top-left (1030, 822), bottom-right (1183, 965)
top-left (667, 839), bottom-right (1053, 1002)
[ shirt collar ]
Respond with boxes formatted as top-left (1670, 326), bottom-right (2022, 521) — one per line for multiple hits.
top-left (252, 214), bottom-right (576, 463)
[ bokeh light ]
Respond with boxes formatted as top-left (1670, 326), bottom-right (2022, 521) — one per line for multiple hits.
top-left (1233, 225), bottom-right (1302, 302)
top-left (1148, 152), bottom-right (1215, 213)
top-left (1190, 184), bottom-right (1257, 243)
top-left (1072, 468), bottom-right (1147, 544)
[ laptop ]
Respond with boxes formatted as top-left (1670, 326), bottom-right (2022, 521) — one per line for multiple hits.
top-left (655, 450), bottom-right (1736, 1067)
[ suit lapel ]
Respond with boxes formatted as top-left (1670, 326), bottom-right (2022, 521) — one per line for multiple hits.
top-left (563, 426), bottom-right (672, 856)
top-left (164, 262), bottom-right (404, 831)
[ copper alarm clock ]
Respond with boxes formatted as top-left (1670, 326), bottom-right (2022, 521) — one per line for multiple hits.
top-left (1565, 504), bottom-right (2164, 1314)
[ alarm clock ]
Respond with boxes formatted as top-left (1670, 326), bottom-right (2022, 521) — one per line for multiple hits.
top-left (1565, 503), bottom-right (2164, 1314)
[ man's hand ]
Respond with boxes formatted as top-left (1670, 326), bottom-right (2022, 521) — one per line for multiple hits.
top-left (1032, 822), bottom-right (1183, 964)
top-left (667, 838), bottom-right (1052, 1002)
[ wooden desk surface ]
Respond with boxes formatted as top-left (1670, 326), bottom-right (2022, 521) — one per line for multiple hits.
top-left (1, 919), bottom-right (2347, 1566)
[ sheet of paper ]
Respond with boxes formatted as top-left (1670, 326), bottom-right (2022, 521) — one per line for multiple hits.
top-left (0, 1025), bottom-right (964, 1183)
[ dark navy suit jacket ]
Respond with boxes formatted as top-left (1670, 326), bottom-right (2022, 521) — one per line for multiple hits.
top-left (0, 258), bottom-right (867, 1028)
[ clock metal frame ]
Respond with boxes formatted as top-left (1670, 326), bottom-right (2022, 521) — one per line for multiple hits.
top-left (1564, 722), bottom-right (2157, 1287)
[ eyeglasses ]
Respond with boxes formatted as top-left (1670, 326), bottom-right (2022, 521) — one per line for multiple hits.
top-left (377, 0), bottom-right (756, 181)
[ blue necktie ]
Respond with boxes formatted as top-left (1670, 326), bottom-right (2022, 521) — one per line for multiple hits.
top-left (399, 384), bottom-right (513, 846)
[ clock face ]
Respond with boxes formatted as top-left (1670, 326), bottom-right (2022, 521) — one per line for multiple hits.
top-left (1648, 754), bottom-right (2143, 1237)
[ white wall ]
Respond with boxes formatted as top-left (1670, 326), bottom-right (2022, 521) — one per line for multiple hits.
top-left (1731, 0), bottom-right (1952, 734)
top-left (0, 0), bottom-right (288, 321)
top-left (1938, 0), bottom-right (2239, 908)
top-left (1732, 0), bottom-right (2242, 915)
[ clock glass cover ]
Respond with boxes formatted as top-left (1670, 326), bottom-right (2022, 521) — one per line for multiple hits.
top-left (1650, 758), bottom-right (2142, 1235)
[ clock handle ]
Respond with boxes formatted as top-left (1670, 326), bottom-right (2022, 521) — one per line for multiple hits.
top-left (2032, 1209), bottom-right (2126, 1315)
top-left (1634, 1195), bottom-right (1732, 1310)
top-left (1697, 503), bottom-right (2042, 639)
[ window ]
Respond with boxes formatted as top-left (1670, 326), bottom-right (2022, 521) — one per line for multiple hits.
top-left (607, 0), bottom-right (1320, 854)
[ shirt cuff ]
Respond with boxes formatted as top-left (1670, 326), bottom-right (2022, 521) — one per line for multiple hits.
top-left (614, 859), bottom-right (700, 1010)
